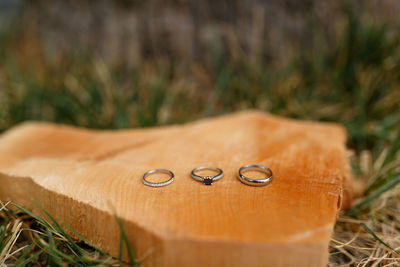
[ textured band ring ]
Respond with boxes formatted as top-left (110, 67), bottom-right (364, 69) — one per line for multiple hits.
top-left (142, 169), bottom-right (174, 187)
top-left (191, 166), bottom-right (224, 185)
top-left (238, 164), bottom-right (273, 186)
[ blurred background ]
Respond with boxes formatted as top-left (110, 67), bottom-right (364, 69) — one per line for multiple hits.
top-left (1, 1), bottom-right (400, 265)
top-left (0, 0), bottom-right (399, 152)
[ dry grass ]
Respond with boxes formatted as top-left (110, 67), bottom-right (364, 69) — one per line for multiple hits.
top-left (0, 200), bottom-right (136, 266)
top-left (0, 1), bottom-right (400, 266)
top-left (329, 148), bottom-right (400, 266)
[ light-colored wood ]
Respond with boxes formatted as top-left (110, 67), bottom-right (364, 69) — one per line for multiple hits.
top-left (0, 111), bottom-right (357, 266)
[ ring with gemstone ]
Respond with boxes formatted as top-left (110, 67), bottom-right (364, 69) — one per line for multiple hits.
top-left (191, 166), bottom-right (224, 185)
top-left (238, 164), bottom-right (273, 186)
top-left (142, 169), bottom-right (174, 187)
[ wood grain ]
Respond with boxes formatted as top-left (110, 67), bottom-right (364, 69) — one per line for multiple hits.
top-left (0, 111), bottom-right (357, 266)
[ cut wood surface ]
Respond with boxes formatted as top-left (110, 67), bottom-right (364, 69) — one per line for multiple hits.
top-left (0, 111), bottom-right (357, 266)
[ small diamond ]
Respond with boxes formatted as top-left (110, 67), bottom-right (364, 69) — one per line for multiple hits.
top-left (204, 176), bottom-right (213, 185)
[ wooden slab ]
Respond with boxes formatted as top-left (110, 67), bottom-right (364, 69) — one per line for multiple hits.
top-left (0, 111), bottom-right (355, 266)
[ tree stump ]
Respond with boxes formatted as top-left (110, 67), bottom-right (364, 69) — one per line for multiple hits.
top-left (0, 111), bottom-right (358, 266)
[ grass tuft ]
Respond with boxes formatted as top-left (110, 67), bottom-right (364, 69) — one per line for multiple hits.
top-left (0, 201), bottom-right (136, 266)
top-left (0, 2), bottom-right (399, 266)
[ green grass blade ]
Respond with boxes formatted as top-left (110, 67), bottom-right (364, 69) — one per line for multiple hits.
top-left (32, 201), bottom-right (86, 256)
top-left (13, 243), bottom-right (35, 266)
top-left (361, 223), bottom-right (400, 255)
top-left (382, 131), bottom-right (400, 167)
top-left (65, 224), bottom-right (109, 256)
top-left (118, 223), bottom-right (124, 262)
top-left (352, 174), bottom-right (400, 211)
top-left (10, 202), bottom-right (128, 265)
top-left (114, 214), bottom-right (138, 266)
top-left (12, 203), bottom-right (56, 232)
top-left (14, 248), bottom-right (43, 267)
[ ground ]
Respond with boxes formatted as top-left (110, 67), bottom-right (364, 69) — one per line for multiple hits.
top-left (0, 3), bottom-right (400, 266)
